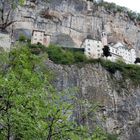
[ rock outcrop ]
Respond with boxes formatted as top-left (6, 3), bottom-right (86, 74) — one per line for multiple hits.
top-left (12, 0), bottom-right (140, 56)
top-left (46, 61), bottom-right (140, 140)
top-left (8, 1), bottom-right (140, 139)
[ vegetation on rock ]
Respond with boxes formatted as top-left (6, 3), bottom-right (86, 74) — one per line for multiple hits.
top-left (28, 43), bottom-right (140, 84)
top-left (94, 0), bottom-right (140, 22)
top-left (99, 59), bottom-right (140, 84)
top-left (102, 45), bottom-right (111, 58)
top-left (0, 45), bottom-right (117, 140)
top-left (0, 46), bottom-right (84, 140)
top-left (42, 44), bottom-right (87, 64)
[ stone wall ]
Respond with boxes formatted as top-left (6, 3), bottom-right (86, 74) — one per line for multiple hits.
top-left (0, 32), bottom-right (11, 51)
top-left (46, 61), bottom-right (140, 140)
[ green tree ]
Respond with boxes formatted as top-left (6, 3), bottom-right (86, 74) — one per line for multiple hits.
top-left (0, 46), bottom-right (86, 140)
top-left (102, 45), bottom-right (111, 58)
top-left (46, 45), bottom-right (75, 65)
top-left (18, 34), bottom-right (27, 42)
top-left (134, 57), bottom-right (140, 64)
top-left (0, 45), bottom-right (118, 140)
top-left (73, 51), bottom-right (87, 63)
top-left (127, 10), bottom-right (137, 20)
top-left (91, 127), bottom-right (107, 140)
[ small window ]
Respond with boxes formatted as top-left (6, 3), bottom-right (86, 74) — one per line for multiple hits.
top-left (88, 48), bottom-right (90, 51)
top-left (88, 52), bottom-right (90, 55)
top-left (97, 45), bottom-right (100, 47)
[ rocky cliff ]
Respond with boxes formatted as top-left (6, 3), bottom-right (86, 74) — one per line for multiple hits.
top-left (13, 0), bottom-right (140, 56)
top-left (11, 1), bottom-right (140, 139)
top-left (46, 61), bottom-right (140, 140)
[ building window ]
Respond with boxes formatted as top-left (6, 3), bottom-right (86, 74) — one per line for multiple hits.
top-left (88, 52), bottom-right (90, 55)
top-left (97, 45), bottom-right (100, 47)
top-left (88, 48), bottom-right (90, 51)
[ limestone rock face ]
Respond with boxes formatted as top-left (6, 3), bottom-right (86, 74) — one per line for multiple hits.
top-left (12, 0), bottom-right (140, 55)
top-left (46, 61), bottom-right (140, 140)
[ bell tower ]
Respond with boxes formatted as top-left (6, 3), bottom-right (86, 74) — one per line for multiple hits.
top-left (101, 22), bottom-right (108, 46)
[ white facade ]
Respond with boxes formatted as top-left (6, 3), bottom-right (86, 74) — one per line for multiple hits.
top-left (108, 42), bottom-right (136, 64)
top-left (31, 30), bottom-right (50, 47)
top-left (101, 31), bottom-right (108, 46)
top-left (0, 32), bottom-right (11, 51)
top-left (82, 39), bottom-right (103, 59)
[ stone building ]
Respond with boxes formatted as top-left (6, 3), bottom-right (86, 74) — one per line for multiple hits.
top-left (31, 30), bottom-right (50, 47)
top-left (81, 35), bottom-right (103, 59)
top-left (108, 42), bottom-right (136, 64)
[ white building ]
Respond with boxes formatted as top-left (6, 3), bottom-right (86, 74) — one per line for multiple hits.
top-left (0, 32), bottom-right (11, 51)
top-left (31, 30), bottom-right (50, 47)
top-left (108, 42), bottom-right (136, 64)
top-left (81, 37), bottom-right (103, 59)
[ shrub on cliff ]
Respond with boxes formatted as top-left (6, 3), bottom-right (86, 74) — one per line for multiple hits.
top-left (28, 43), bottom-right (47, 55)
top-left (73, 51), bottom-right (87, 63)
top-left (46, 44), bottom-right (87, 64)
top-left (99, 59), bottom-right (140, 83)
top-left (127, 11), bottom-right (137, 20)
top-left (46, 44), bottom-right (74, 64)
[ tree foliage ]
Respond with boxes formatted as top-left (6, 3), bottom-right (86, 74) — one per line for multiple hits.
top-left (0, 45), bottom-right (118, 140)
top-left (46, 44), bottom-right (87, 64)
top-left (94, 0), bottom-right (140, 22)
top-left (0, 46), bottom-right (86, 140)
top-left (102, 46), bottom-right (111, 58)
top-left (134, 57), bottom-right (140, 64)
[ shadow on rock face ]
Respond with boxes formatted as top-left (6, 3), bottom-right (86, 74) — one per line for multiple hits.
top-left (51, 33), bottom-right (77, 48)
top-left (13, 29), bottom-right (32, 41)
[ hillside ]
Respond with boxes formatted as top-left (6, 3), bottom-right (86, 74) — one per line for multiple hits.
top-left (1, 0), bottom-right (140, 140)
